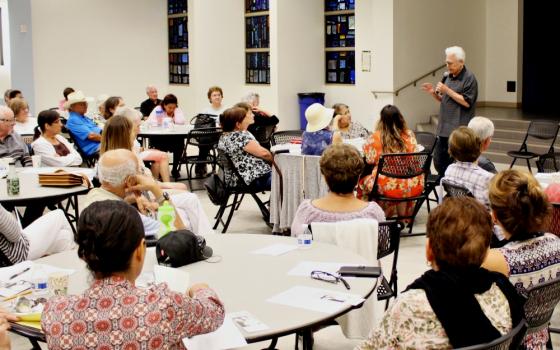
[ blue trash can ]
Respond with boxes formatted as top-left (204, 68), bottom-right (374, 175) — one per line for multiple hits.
top-left (297, 92), bottom-right (325, 130)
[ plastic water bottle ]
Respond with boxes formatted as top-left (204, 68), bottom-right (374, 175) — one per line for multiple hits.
top-left (32, 266), bottom-right (49, 297)
top-left (297, 225), bottom-right (313, 249)
top-left (157, 201), bottom-right (176, 238)
top-left (156, 108), bottom-right (164, 127)
top-left (6, 161), bottom-right (19, 196)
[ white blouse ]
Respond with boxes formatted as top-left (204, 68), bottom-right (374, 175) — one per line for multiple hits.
top-left (31, 135), bottom-right (82, 167)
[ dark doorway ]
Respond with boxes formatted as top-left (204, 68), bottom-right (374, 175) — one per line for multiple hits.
top-left (522, 1), bottom-right (559, 114)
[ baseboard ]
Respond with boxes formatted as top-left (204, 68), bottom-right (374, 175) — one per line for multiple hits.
top-left (477, 101), bottom-right (522, 108)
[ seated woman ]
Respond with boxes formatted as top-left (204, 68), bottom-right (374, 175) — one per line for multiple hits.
top-left (218, 107), bottom-right (272, 192)
top-left (330, 103), bottom-right (369, 139)
top-left (100, 114), bottom-right (186, 191)
top-left (291, 144), bottom-right (385, 237)
top-left (301, 103), bottom-right (341, 156)
top-left (41, 200), bottom-right (225, 348)
top-left (102, 96), bottom-right (124, 120)
top-left (358, 105), bottom-right (423, 219)
top-left (147, 94), bottom-right (186, 178)
top-left (1, 203), bottom-right (75, 264)
top-left (357, 197), bottom-right (524, 349)
top-left (9, 98), bottom-right (36, 135)
top-left (483, 170), bottom-right (560, 349)
top-left (31, 110), bottom-right (82, 167)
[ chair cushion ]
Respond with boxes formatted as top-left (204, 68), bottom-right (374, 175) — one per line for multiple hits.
top-left (507, 151), bottom-right (538, 159)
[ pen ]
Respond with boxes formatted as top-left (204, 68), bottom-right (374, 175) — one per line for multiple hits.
top-left (1, 288), bottom-right (32, 302)
top-left (9, 267), bottom-right (31, 280)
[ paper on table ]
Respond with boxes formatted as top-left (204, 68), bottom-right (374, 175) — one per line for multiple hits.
top-left (0, 261), bottom-right (75, 283)
top-left (267, 286), bottom-right (365, 314)
top-left (229, 311), bottom-right (269, 333)
top-left (19, 167), bottom-right (96, 179)
top-left (154, 265), bottom-right (190, 294)
top-left (287, 261), bottom-right (358, 277)
top-left (251, 244), bottom-right (298, 256)
top-left (182, 314), bottom-right (248, 350)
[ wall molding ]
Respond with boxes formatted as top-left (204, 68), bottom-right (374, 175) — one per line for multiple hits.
top-left (476, 101), bottom-right (522, 108)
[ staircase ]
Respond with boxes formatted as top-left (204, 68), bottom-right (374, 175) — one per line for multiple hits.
top-left (416, 112), bottom-right (560, 166)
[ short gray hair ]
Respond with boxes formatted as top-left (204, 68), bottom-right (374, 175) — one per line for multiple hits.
top-left (145, 85), bottom-right (157, 93)
top-left (98, 152), bottom-right (137, 187)
top-left (445, 46), bottom-right (466, 62)
top-left (0, 106), bottom-right (14, 119)
top-left (114, 106), bottom-right (142, 123)
top-left (242, 92), bottom-right (259, 104)
top-left (468, 116), bottom-right (494, 141)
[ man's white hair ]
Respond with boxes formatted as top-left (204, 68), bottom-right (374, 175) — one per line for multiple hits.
top-left (242, 92), bottom-right (259, 104)
top-left (445, 46), bottom-right (466, 62)
top-left (98, 152), bottom-right (138, 187)
top-left (0, 105), bottom-right (14, 119)
top-left (468, 116), bottom-right (494, 141)
top-left (145, 85), bottom-right (157, 93)
top-left (114, 106), bottom-right (142, 123)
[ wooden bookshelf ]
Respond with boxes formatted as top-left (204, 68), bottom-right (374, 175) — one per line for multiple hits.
top-left (245, 0), bottom-right (270, 84)
top-left (168, 0), bottom-right (189, 85)
top-left (325, 0), bottom-right (355, 85)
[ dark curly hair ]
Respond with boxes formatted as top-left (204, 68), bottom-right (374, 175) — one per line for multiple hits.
top-left (76, 200), bottom-right (144, 278)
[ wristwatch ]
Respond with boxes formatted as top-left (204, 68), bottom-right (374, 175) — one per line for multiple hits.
top-left (157, 191), bottom-right (170, 205)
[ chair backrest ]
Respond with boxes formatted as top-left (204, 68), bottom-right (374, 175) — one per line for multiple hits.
top-left (549, 203), bottom-right (560, 236)
top-left (250, 123), bottom-right (277, 147)
top-left (186, 127), bottom-right (222, 148)
top-left (190, 114), bottom-right (217, 128)
top-left (67, 131), bottom-right (98, 167)
top-left (216, 148), bottom-right (246, 190)
top-left (442, 180), bottom-right (474, 198)
top-left (271, 130), bottom-right (303, 146)
top-left (376, 152), bottom-right (431, 180)
top-left (377, 220), bottom-right (403, 260)
top-left (537, 152), bottom-right (560, 173)
top-left (523, 276), bottom-right (560, 336)
top-left (527, 120), bottom-right (560, 141)
top-left (454, 319), bottom-right (527, 350)
top-left (414, 131), bottom-right (437, 154)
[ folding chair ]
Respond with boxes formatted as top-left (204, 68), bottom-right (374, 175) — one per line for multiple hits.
top-left (180, 127), bottom-right (222, 190)
top-left (67, 131), bottom-right (98, 167)
top-left (522, 277), bottom-right (560, 348)
top-left (376, 220), bottom-right (404, 309)
top-left (508, 120), bottom-right (560, 172)
top-left (415, 131), bottom-right (439, 212)
top-left (271, 130), bottom-right (303, 146)
top-left (442, 179), bottom-right (474, 198)
top-left (537, 152), bottom-right (560, 173)
top-left (455, 319), bottom-right (526, 350)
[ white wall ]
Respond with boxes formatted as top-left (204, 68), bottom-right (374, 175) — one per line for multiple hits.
top-left (30, 0), bottom-right (168, 114)
top-left (324, 0), bottom-right (395, 132)
top-left (0, 0), bottom-right (11, 98)
top-left (393, 0), bottom-right (487, 129)
top-left (485, 0), bottom-right (522, 104)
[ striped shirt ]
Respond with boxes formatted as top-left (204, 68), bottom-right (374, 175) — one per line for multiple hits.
top-left (0, 205), bottom-right (30, 266)
top-left (443, 161), bottom-right (494, 207)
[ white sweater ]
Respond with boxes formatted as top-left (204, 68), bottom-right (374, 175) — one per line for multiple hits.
top-left (31, 135), bottom-right (82, 167)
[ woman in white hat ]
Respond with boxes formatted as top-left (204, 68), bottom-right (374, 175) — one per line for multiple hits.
top-left (301, 103), bottom-right (341, 156)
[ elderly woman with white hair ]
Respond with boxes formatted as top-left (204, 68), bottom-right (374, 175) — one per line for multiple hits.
top-left (242, 92), bottom-right (279, 148)
top-left (468, 116), bottom-right (497, 174)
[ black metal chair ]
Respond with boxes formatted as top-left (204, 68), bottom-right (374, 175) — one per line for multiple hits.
top-left (522, 277), bottom-right (560, 347)
top-left (249, 123), bottom-right (277, 149)
top-left (442, 179), bottom-right (474, 198)
top-left (454, 319), bottom-right (527, 350)
top-left (376, 220), bottom-right (404, 309)
top-left (368, 152), bottom-right (432, 234)
top-left (415, 131), bottom-right (439, 212)
top-left (508, 120), bottom-right (560, 172)
top-left (67, 131), bottom-right (99, 168)
top-left (537, 152), bottom-right (560, 173)
top-left (212, 149), bottom-right (270, 233)
top-left (180, 127), bottom-right (222, 190)
top-left (271, 130), bottom-right (303, 146)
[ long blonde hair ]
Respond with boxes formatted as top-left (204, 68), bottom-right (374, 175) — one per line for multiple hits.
top-left (376, 104), bottom-right (408, 153)
top-left (100, 115), bottom-right (134, 154)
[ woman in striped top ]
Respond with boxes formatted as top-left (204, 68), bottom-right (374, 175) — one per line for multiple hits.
top-left (0, 204), bottom-right (75, 266)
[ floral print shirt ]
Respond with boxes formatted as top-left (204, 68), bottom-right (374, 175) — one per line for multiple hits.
top-left (338, 121), bottom-right (369, 140)
top-left (218, 131), bottom-right (271, 186)
top-left (41, 276), bottom-right (225, 350)
top-left (355, 284), bottom-right (512, 350)
top-left (301, 129), bottom-right (333, 156)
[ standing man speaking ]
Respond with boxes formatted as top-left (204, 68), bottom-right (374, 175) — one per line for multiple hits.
top-left (421, 46), bottom-right (478, 175)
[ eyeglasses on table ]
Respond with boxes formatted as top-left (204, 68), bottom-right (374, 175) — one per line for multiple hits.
top-left (310, 270), bottom-right (350, 290)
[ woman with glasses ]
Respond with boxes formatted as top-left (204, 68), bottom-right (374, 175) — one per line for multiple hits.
top-left (330, 103), bottom-right (369, 140)
top-left (31, 110), bottom-right (82, 167)
top-left (356, 197), bottom-right (524, 349)
top-left (42, 200), bottom-right (225, 349)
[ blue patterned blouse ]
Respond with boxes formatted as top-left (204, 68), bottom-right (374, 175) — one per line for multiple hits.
top-left (301, 129), bottom-right (333, 156)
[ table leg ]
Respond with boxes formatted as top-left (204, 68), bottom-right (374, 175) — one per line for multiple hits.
top-left (262, 337), bottom-right (278, 350)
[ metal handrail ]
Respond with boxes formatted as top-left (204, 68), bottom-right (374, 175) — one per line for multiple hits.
top-left (371, 64), bottom-right (447, 98)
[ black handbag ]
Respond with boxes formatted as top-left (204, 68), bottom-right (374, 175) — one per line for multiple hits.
top-left (204, 173), bottom-right (227, 205)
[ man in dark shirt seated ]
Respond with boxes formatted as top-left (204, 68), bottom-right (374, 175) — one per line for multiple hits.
top-left (140, 85), bottom-right (162, 117)
top-left (241, 93), bottom-right (279, 149)
top-left (468, 116), bottom-right (497, 174)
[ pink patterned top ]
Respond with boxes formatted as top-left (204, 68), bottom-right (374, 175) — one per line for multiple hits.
top-left (41, 276), bottom-right (225, 350)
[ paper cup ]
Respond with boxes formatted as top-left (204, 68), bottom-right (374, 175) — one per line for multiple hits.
top-left (31, 155), bottom-right (41, 168)
top-left (48, 272), bottom-right (69, 296)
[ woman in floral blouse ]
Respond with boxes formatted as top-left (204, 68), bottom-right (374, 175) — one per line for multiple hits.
top-left (356, 197), bottom-right (524, 350)
top-left (483, 170), bottom-right (560, 349)
top-left (358, 105), bottom-right (423, 218)
top-left (330, 103), bottom-right (369, 139)
top-left (218, 106), bottom-right (272, 191)
top-left (42, 200), bottom-right (225, 350)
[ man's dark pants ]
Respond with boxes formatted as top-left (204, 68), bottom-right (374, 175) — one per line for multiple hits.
top-left (434, 136), bottom-right (453, 176)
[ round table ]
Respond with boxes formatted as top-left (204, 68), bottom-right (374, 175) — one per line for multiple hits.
top-left (33, 234), bottom-right (378, 347)
top-left (137, 124), bottom-right (194, 138)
